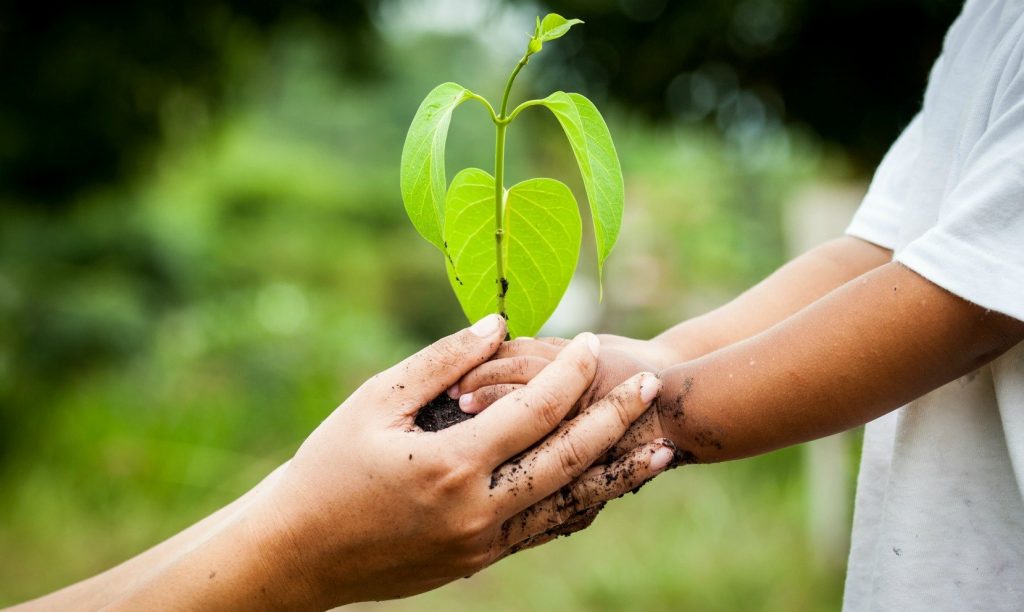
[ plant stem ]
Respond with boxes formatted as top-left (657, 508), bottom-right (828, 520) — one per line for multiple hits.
top-left (467, 92), bottom-right (497, 123)
top-left (494, 121), bottom-right (508, 320)
top-left (493, 53), bottom-right (529, 322)
top-left (506, 98), bottom-right (545, 122)
top-left (499, 56), bottom-right (529, 118)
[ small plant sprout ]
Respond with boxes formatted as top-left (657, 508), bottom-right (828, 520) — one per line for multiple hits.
top-left (400, 14), bottom-right (624, 338)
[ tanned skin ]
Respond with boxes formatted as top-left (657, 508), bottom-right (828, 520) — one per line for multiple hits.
top-left (457, 236), bottom-right (1024, 463)
top-left (13, 324), bottom-right (675, 611)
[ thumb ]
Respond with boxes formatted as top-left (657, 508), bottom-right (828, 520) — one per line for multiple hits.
top-left (377, 314), bottom-right (506, 417)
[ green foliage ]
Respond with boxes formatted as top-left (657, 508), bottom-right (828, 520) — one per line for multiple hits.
top-left (400, 13), bottom-right (621, 337)
top-left (0, 18), bottom-right (846, 609)
top-left (529, 14), bottom-right (584, 54)
top-left (399, 82), bottom-right (473, 252)
top-left (444, 169), bottom-right (581, 338)
top-left (540, 92), bottom-right (624, 294)
top-left (1, 1), bottom-right (380, 206)
top-left (538, 14), bottom-right (584, 42)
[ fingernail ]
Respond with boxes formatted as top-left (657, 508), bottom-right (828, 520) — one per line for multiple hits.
top-left (650, 447), bottom-right (674, 471)
top-left (447, 383), bottom-right (460, 399)
top-left (583, 333), bottom-right (600, 357)
top-left (459, 392), bottom-right (475, 413)
top-left (470, 314), bottom-right (501, 337)
top-left (639, 373), bottom-right (660, 403)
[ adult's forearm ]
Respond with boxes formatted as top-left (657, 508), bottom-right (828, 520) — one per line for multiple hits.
top-left (650, 236), bottom-right (892, 365)
top-left (101, 500), bottom-right (316, 612)
top-left (656, 262), bottom-right (1024, 462)
top-left (12, 464), bottom-right (288, 611)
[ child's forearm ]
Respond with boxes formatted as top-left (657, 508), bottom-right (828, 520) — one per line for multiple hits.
top-left (652, 262), bottom-right (1024, 463)
top-left (648, 236), bottom-right (892, 366)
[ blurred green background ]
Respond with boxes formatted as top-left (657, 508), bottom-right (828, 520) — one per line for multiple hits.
top-left (0, 0), bottom-right (959, 609)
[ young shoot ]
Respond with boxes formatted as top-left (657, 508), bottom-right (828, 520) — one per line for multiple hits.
top-left (400, 14), bottom-right (624, 338)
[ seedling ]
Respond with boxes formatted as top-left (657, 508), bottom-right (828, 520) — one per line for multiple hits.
top-left (400, 14), bottom-right (624, 338)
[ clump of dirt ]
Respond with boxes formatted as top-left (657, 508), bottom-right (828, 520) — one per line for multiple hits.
top-left (415, 393), bottom-right (475, 431)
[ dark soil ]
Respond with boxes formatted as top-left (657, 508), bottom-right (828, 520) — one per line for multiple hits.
top-left (415, 393), bottom-right (474, 431)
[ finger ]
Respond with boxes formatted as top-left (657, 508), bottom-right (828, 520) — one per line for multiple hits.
top-left (458, 356), bottom-right (550, 393)
top-left (497, 506), bottom-right (600, 560)
top-left (490, 372), bottom-right (662, 515)
top-left (499, 439), bottom-right (677, 546)
top-left (375, 314), bottom-right (506, 417)
top-left (500, 533), bottom-right (555, 560)
top-left (458, 384), bottom-right (524, 415)
top-left (569, 439), bottom-right (677, 508)
top-left (493, 338), bottom-right (564, 360)
top-left (459, 332), bottom-right (600, 467)
top-left (536, 337), bottom-right (572, 348)
top-left (604, 405), bottom-right (665, 463)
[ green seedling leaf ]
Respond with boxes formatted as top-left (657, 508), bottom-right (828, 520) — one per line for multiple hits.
top-left (443, 168), bottom-right (581, 338)
top-left (539, 14), bottom-right (583, 42)
top-left (540, 91), bottom-right (624, 294)
top-left (400, 82), bottom-right (472, 252)
top-left (527, 14), bottom-right (583, 55)
top-left (398, 14), bottom-right (622, 343)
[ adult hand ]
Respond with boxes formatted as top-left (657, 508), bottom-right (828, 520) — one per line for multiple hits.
top-left (102, 315), bottom-right (675, 611)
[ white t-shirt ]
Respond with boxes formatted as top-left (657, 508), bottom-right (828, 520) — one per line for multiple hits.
top-left (843, 1), bottom-right (1024, 609)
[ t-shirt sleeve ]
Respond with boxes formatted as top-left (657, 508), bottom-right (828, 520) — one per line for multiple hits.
top-left (895, 77), bottom-right (1024, 322)
top-left (845, 114), bottom-right (923, 250)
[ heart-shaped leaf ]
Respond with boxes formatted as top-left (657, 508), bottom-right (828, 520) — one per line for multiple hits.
top-left (400, 82), bottom-right (472, 252)
top-left (443, 168), bottom-right (581, 338)
top-left (540, 91), bottom-right (623, 296)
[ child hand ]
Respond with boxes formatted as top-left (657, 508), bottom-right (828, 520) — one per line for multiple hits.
top-left (453, 335), bottom-right (685, 466)
top-left (453, 336), bottom-right (660, 416)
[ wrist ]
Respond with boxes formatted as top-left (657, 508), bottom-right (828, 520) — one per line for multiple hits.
top-left (643, 336), bottom-right (703, 371)
top-left (649, 321), bottom-right (719, 368)
top-left (242, 490), bottom-right (333, 611)
top-left (650, 364), bottom-right (714, 465)
top-left (594, 334), bottom-right (682, 371)
top-left (653, 358), bottom-right (739, 466)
